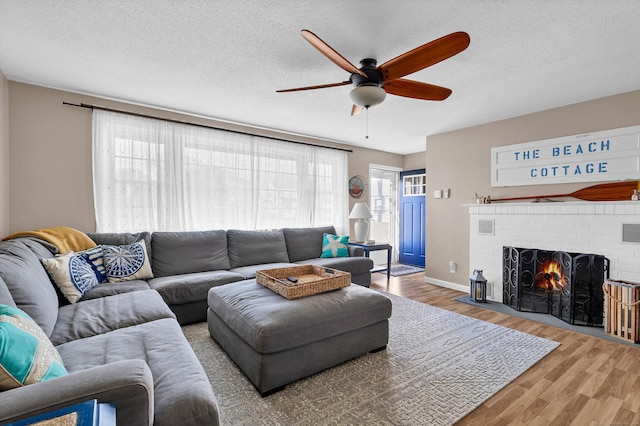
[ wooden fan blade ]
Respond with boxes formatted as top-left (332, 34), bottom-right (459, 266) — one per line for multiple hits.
top-left (378, 32), bottom-right (470, 81)
top-left (301, 29), bottom-right (367, 78)
top-left (276, 81), bottom-right (351, 93)
top-left (491, 181), bottom-right (640, 202)
top-left (384, 79), bottom-right (452, 101)
top-left (351, 105), bottom-right (364, 116)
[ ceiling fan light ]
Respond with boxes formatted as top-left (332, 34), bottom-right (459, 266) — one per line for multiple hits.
top-left (349, 85), bottom-right (386, 108)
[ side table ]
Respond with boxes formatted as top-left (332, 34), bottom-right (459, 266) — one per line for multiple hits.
top-left (349, 242), bottom-right (392, 280)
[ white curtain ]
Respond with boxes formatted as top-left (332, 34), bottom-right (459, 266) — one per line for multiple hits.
top-left (93, 110), bottom-right (349, 233)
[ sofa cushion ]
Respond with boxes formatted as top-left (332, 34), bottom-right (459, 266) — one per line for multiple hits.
top-left (41, 253), bottom-right (100, 304)
top-left (49, 289), bottom-right (175, 346)
top-left (87, 231), bottom-right (153, 263)
top-left (0, 304), bottom-right (67, 390)
top-left (282, 226), bottom-right (336, 262)
top-left (321, 233), bottom-right (350, 258)
top-left (151, 230), bottom-right (230, 277)
top-left (0, 240), bottom-right (59, 337)
top-left (230, 262), bottom-right (299, 280)
top-left (102, 240), bottom-right (154, 282)
top-left (148, 270), bottom-right (244, 305)
top-left (295, 256), bottom-right (374, 276)
top-left (0, 277), bottom-right (15, 308)
top-left (227, 230), bottom-right (289, 268)
top-left (56, 318), bottom-right (220, 426)
top-left (19, 238), bottom-right (56, 260)
top-left (80, 279), bottom-right (150, 300)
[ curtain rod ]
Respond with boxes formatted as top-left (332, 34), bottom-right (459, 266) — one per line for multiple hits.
top-left (62, 102), bottom-right (353, 153)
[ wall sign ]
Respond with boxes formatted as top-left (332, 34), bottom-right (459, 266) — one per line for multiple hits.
top-left (491, 125), bottom-right (640, 187)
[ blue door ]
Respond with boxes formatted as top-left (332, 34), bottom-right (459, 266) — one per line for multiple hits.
top-left (399, 169), bottom-right (426, 267)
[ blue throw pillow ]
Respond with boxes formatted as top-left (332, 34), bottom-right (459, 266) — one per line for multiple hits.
top-left (41, 252), bottom-right (101, 303)
top-left (321, 233), bottom-right (350, 258)
top-left (0, 304), bottom-right (68, 391)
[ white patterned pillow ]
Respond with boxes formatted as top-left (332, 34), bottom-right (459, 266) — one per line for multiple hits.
top-left (41, 253), bottom-right (100, 303)
top-left (102, 240), bottom-right (154, 282)
top-left (76, 246), bottom-right (107, 283)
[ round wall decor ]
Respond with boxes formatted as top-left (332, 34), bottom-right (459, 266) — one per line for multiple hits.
top-left (349, 175), bottom-right (367, 199)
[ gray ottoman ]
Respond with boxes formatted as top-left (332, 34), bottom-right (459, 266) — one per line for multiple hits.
top-left (207, 279), bottom-right (392, 396)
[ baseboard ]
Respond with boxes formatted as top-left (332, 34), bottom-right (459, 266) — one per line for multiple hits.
top-left (423, 276), bottom-right (468, 294)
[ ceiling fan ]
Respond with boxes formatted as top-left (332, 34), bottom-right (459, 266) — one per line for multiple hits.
top-left (277, 29), bottom-right (470, 115)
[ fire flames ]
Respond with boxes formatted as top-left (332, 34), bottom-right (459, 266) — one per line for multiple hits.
top-left (536, 261), bottom-right (568, 291)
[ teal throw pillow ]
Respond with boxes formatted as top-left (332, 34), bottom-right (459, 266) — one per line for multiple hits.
top-left (321, 233), bottom-right (350, 258)
top-left (41, 252), bottom-right (101, 303)
top-left (0, 304), bottom-right (68, 391)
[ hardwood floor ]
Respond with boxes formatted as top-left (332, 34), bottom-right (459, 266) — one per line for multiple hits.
top-left (370, 272), bottom-right (640, 425)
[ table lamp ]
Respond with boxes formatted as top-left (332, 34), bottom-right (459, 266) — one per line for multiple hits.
top-left (349, 203), bottom-right (373, 243)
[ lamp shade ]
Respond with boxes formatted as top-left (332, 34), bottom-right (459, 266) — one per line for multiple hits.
top-left (349, 203), bottom-right (373, 219)
top-left (349, 85), bottom-right (386, 108)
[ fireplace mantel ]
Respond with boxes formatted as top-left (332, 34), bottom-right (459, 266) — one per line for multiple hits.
top-left (468, 201), bottom-right (640, 302)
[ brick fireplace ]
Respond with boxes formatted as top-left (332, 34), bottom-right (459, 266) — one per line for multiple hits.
top-left (468, 201), bottom-right (640, 303)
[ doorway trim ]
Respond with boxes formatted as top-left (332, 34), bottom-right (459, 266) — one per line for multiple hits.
top-left (369, 163), bottom-right (402, 263)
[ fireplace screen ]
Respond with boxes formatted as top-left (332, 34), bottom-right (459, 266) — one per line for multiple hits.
top-left (503, 246), bottom-right (609, 326)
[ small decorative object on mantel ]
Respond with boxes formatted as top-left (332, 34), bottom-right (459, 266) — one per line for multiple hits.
top-left (349, 175), bottom-right (367, 199)
top-left (470, 269), bottom-right (487, 303)
top-left (473, 193), bottom-right (491, 204)
top-left (632, 189), bottom-right (639, 201)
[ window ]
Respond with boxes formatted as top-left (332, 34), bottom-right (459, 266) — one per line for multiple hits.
top-left (402, 174), bottom-right (426, 196)
top-left (93, 110), bottom-right (348, 232)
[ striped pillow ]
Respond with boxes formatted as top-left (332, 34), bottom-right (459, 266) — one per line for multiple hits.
top-left (0, 304), bottom-right (67, 390)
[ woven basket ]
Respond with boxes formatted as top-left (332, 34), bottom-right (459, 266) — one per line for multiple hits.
top-left (256, 265), bottom-right (351, 299)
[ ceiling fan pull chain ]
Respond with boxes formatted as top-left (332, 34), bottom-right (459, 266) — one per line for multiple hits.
top-left (365, 107), bottom-right (369, 139)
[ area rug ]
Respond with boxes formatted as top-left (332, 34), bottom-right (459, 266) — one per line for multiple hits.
top-left (376, 264), bottom-right (425, 277)
top-left (182, 291), bottom-right (559, 425)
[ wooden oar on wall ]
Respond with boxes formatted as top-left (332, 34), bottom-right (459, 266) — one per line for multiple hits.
top-left (490, 180), bottom-right (640, 202)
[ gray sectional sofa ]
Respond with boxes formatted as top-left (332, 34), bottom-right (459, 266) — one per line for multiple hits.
top-left (0, 226), bottom-right (373, 425)
top-left (88, 225), bottom-right (373, 325)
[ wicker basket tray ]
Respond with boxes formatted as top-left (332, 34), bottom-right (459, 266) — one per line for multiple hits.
top-left (256, 265), bottom-right (351, 299)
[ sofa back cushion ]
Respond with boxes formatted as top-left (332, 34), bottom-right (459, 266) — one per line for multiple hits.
top-left (0, 277), bottom-right (16, 308)
top-left (227, 230), bottom-right (289, 268)
top-left (282, 226), bottom-right (337, 262)
top-left (0, 240), bottom-right (59, 337)
top-left (151, 230), bottom-right (231, 277)
top-left (87, 231), bottom-right (153, 262)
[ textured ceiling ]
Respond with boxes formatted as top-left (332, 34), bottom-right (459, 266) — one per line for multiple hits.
top-left (1, 1), bottom-right (640, 155)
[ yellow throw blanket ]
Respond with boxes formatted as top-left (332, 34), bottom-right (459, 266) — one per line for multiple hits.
top-left (2, 226), bottom-right (97, 254)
